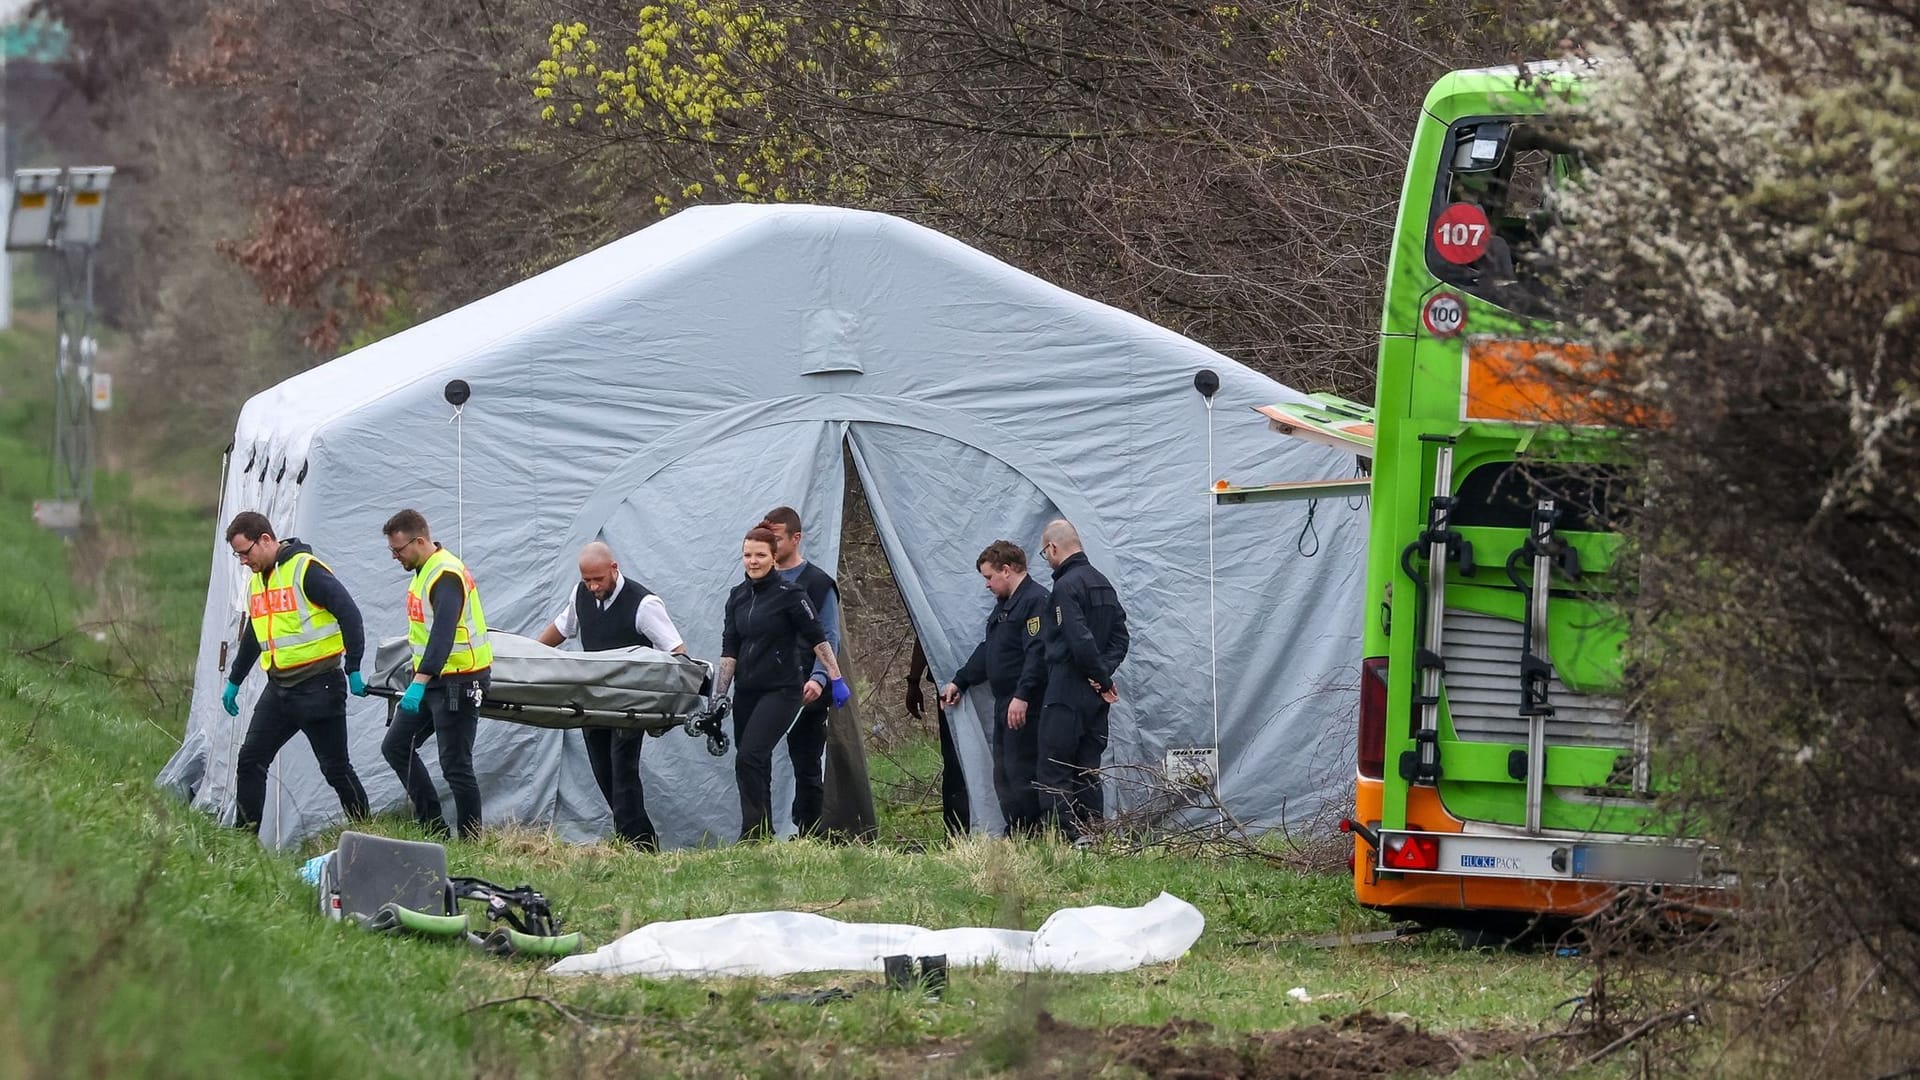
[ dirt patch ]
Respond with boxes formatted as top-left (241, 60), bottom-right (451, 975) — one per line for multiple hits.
top-left (1030, 1010), bottom-right (1523, 1080)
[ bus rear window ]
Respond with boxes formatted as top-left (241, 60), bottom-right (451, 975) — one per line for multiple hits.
top-left (1425, 120), bottom-right (1581, 314)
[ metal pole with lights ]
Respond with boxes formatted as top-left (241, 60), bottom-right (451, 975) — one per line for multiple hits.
top-left (7, 165), bottom-right (114, 533)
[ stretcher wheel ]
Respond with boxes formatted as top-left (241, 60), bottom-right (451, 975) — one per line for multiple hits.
top-left (688, 699), bottom-right (730, 756)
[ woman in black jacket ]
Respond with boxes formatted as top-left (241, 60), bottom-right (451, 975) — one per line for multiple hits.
top-left (716, 521), bottom-right (852, 840)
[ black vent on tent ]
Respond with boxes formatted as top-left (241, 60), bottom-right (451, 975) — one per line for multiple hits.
top-left (275, 460), bottom-right (286, 482)
top-left (243, 447), bottom-right (257, 474)
top-left (295, 460), bottom-right (308, 484)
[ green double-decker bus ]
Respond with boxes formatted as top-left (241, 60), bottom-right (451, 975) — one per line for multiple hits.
top-left (1251, 64), bottom-right (1727, 937)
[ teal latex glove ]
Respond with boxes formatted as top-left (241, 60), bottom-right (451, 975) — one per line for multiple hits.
top-left (829, 677), bottom-right (852, 709)
top-left (221, 682), bottom-right (241, 716)
top-left (348, 671), bottom-right (367, 697)
top-left (398, 682), bottom-right (426, 714)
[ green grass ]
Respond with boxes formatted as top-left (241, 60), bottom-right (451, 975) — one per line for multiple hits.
top-left (0, 302), bottom-right (1610, 1078)
top-left (867, 730), bottom-right (951, 847)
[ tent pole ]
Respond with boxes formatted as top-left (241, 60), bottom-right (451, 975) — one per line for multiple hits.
top-left (452, 405), bottom-right (464, 556)
top-left (1202, 384), bottom-right (1220, 790)
top-left (1192, 368), bottom-right (1223, 807)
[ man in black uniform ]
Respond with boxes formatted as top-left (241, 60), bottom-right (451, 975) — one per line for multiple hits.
top-left (939, 539), bottom-right (1050, 837)
top-left (763, 505), bottom-right (841, 838)
top-left (1036, 519), bottom-right (1129, 842)
top-left (536, 541), bottom-right (689, 850)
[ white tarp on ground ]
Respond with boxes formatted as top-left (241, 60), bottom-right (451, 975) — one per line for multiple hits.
top-left (157, 203), bottom-right (1368, 848)
top-left (549, 892), bottom-right (1206, 978)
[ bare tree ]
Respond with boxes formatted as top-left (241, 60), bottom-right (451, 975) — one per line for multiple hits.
top-left (537, 0), bottom-right (1537, 390)
top-left (45, 0), bottom-right (1537, 395)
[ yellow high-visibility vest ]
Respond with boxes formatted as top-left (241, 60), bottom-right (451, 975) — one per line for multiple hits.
top-left (406, 546), bottom-right (493, 676)
top-left (248, 551), bottom-right (345, 672)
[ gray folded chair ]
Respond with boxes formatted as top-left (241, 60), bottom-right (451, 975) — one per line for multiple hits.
top-left (319, 830), bottom-right (452, 923)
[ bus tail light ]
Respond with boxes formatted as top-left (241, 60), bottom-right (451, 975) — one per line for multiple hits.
top-left (1382, 831), bottom-right (1440, 871)
top-left (1359, 656), bottom-right (1389, 778)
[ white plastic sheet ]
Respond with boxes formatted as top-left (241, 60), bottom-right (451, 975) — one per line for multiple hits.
top-left (549, 891), bottom-right (1205, 978)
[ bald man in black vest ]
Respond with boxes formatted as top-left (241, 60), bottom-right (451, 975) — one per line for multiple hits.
top-left (537, 541), bottom-right (687, 850)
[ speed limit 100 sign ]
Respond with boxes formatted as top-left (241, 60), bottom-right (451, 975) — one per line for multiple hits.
top-left (1422, 292), bottom-right (1466, 338)
top-left (1432, 202), bottom-right (1492, 264)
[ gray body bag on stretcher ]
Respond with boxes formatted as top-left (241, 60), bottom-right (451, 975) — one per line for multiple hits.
top-left (371, 631), bottom-right (730, 753)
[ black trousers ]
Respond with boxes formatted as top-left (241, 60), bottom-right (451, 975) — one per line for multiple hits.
top-left (990, 694), bottom-right (1042, 836)
top-left (1036, 696), bottom-right (1110, 839)
top-left (734, 685), bottom-right (804, 840)
top-left (787, 699), bottom-right (830, 837)
top-left (382, 678), bottom-right (484, 839)
top-left (234, 668), bottom-right (368, 829)
top-left (584, 726), bottom-right (657, 849)
top-left (937, 705), bottom-right (970, 835)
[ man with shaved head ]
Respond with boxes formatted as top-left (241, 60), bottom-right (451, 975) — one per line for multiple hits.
top-left (1036, 519), bottom-right (1130, 844)
top-left (537, 541), bottom-right (687, 850)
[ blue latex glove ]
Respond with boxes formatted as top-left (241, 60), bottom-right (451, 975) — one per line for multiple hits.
top-left (221, 681), bottom-right (241, 716)
top-left (348, 671), bottom-right (367, 697)
top-left (829, 677), bottom-right (852, 709)
top-left (398, 681), bottom-right (426, 714)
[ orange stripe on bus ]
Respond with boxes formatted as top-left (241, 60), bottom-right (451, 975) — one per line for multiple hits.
top-left (1462, 339), bottom-right (1644, 427)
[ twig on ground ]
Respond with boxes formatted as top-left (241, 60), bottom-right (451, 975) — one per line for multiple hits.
top-left (1360, 977), bottom-right (1401, 1008)
top-left (464, 993), bottom-right (640, 1028)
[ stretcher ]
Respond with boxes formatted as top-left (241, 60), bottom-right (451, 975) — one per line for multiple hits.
top-left (370, 632), bottom-right (732, 755)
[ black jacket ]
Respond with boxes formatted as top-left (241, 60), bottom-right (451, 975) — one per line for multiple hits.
top-left (1041, 551), bottom-right (1129, 702)
top-left (228, 540), bottom-right (366, 685)
top-left (953, 574), bottom-right (1049, 701)
top-left (722, 573), bottom-right (826, 692)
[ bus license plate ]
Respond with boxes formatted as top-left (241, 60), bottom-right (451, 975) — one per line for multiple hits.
top-left (1570, 843), bottom-right (1698, 884)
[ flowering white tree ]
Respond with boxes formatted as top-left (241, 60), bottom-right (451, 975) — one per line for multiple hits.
top-left (1548, 0), bottom-right (1920, 1066)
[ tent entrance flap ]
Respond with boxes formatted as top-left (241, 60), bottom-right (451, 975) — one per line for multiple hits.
top-left (847, 422), bottom-right (1066, 837)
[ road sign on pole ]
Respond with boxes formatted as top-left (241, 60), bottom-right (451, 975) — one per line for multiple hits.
top-left (8, 166), bottom-right (114, 530)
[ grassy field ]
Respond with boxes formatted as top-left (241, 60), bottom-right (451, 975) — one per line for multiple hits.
top-left (0, 306), bottom-right (1616, 1078)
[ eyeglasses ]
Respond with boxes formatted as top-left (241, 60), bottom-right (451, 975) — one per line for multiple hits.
top-left (232, 537), bottom-right (261, 561)
top-left (387, 537), bottom-right (416, 556)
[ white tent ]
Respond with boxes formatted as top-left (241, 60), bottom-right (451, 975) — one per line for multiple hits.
top-left (159, 204), bottom-right (1368, 849)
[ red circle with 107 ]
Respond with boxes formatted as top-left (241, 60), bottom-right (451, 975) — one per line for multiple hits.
top-left (1421, 292), bottom-right (1466, 338)
top-left (1431, 202), bottom-right (1492, 264)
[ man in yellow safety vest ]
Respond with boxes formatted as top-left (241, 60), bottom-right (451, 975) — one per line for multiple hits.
top-left (223, 511), bottom-right (371, 832)
top-left (379, 508), bottom-right (494, 839)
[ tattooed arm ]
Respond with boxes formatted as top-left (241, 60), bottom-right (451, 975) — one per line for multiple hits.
top-left (811, 641), bottom-right (842, 682)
